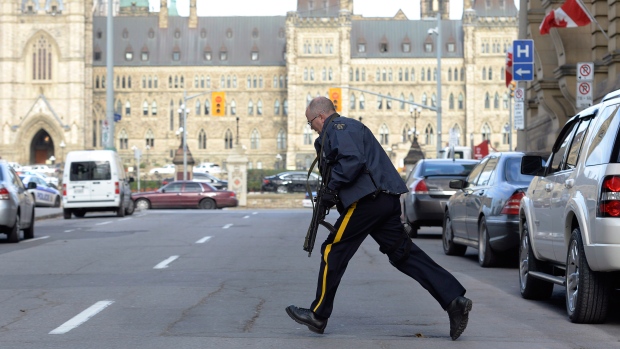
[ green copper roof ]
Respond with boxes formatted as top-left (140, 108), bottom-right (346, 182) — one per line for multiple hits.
top-left (119, 0), bottom-right (149, 8)
top-left (168, 0), bottom-right (179, 16)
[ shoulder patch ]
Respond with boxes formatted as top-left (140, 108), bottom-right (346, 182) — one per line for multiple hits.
top-left (333, 123), bottom-right (347, 130)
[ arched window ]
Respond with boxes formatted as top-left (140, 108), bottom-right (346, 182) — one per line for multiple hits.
top-left (195, 100), bottom-right (201, 115)
top-left (411, 68), bottom-right (415, 81)
top-left (274, 99), bottom-right (280, 115)
top-left (502, 123), bottom-right (510, 144)
top-left (148, 76), bottom-right (152, 88)
top-left (142, 76), bottom-right (146, 88)
top-left (304, 68), bottom-right (308, 81)
top-left (224, 129), bottom-right (233, 149)
top-left (461, 68), bottom-right (465, 81)
top-left (382, 68), bottom-right (387, 81)
top-left (451, 124), bottom-right (462, 145)
top-left (119, 129), bottom-right (128, 150)
top-left (494, 92), bottom-right (500, 109)
top-left (310, 68), bottom-right (314, 81)
top-left (399, 68), bottom-right (403, 81)
top-left (350, 94), bottom-right (356, 110)
top-left (361, 68), bottom-right (366, 81)
top-left (433, 68), bottom-right (437, 81)
top-left (399, 93), bottom-right (405, 110)
top-left (482, 67), bottom-right (486, 80)
top-left (422, 93), bottom-right (427, 106)
top-left (454, 68), bottom-right (458, 81)
top-left (421, 68), bottom-right (425, 81)
top-left (448, 68), bottom-right (452, 81)
top-left (482, 123), bottom-right (492, 141)
top-left (376, 69), bottom-right (381, 81)
top-left (283, 99), bottom-right (288, 116)
top-left (204, 99), bottom-right (210, 115)
top-left (408, 93), bottom-right (414, 106)
top-left (359, 94), bottom-right (365, 110)
top-left (230, 100), bottom-right (237, 115)
top-left (386, 93), bottom-right (392, 110)
top-left (379, 124), bottom-right (389, 145)
top-left (306, 93), bottom-right (312, 107)
top-left (458, 93), bottom-right (464, 109)
top-left (277, 129), bottom-right (286, 150)
top-left (151, 101), bottom-right (158, 116)
top-left (250, 129), bottom-right (260, 149)
top-left (404, 68), bottom-right (409, 81)
top-left (32, 35), bottom-right (53, 80)
top-left (246, 100), bottom-right (254, 115)
top-left (143, 101), bottom-right (149, 116)
top-left (377, 96), bottom-right (383, 110)
top-left (402, 123), bottom-right (411, 142)
top-left (488, 67), bottom-right (493, 80)
top-left (257, 100), bottom-right (263, 115)
top-left (449, 93), bottom-right (454, 110)
top-left (388, 69), bottom-right (392, 81)
top-left (303, 124), bottom-right (313, 145)
top-left (125, 100), bottom-right (131, 116)
top-left (503, 92), bottom-right (509, 108)
top-left (425, 124), bottom-right (434, 145)
top-left (328, 68), bottom-right (333, 80)
top-left (322, 67), bottom-right (327, 81)
top-left (198, 129), bottom-right (207, 149)
top-left (146, 129), bottom-right (154, 147)
top-left (355, 68), bottom-right (360, 81)
top-left (485, 92), bottom-right (490, 109)
top-left (273, 75), bottom-right (278, 88)
top-left (169, 100), bottom-right (174, 130)
top-left (431, 93), bottom-right (436, 107)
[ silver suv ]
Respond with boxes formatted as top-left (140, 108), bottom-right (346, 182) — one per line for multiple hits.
top-left (519, 89), bottom-right (620, 323)
top-left (0, 160), bottom-right (36, 242)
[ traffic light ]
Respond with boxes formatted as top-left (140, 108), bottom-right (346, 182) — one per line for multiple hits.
top-left (211, 92), bottom-right (226, 116)
top-left (508, 81), bottom-right (517, 97)
top-left (329, 87), bottom-right (342, 112)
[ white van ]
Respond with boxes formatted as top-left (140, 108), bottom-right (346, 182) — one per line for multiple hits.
top-left (438, 146), bottom-right (472, 159)
top-left (62, 150), bottom-right (134, 219)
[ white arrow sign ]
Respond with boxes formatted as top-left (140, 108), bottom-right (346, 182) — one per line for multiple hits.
top-left (516, 68), bottom-right (531, 76)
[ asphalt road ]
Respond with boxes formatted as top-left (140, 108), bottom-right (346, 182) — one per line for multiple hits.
top-left (1, 209), bottom-right (619, 349)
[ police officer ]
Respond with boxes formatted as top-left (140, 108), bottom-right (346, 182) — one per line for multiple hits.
top-left (286, 97), bottom-right (473, 340)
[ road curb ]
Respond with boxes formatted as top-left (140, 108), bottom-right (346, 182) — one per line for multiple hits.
top-left (35, 213), bottom-right (63, 221)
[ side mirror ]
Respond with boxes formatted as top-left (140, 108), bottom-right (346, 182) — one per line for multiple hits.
top-left (449, 179), bottom-right (465, 190)
top-left (27, 182), bottom-right (37, 189)
top-left (128, 177), bottom-right (135, 183)
top-left (521, 156), bottom-right (545, 176)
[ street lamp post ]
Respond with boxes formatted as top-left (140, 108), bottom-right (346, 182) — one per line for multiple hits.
top-left (177, 103), bottom-right (190, 181)
top-left (428, 12), bottom-right (442, 157)
top-left (410, 106), bottom-right (422, 142)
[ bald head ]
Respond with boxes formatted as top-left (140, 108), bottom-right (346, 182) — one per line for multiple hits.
top-left (307, 96), bottom-right (335, 117)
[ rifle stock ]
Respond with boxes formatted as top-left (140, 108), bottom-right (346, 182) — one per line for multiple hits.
top-left (303, 199), bottom-right (336, 257)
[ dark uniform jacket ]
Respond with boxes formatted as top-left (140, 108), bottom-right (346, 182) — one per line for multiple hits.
top-left (314, 114), bottom-right (407, 209)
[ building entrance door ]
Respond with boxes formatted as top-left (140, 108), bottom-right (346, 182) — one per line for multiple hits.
top-left (30, 129), bottom-right (54, 164)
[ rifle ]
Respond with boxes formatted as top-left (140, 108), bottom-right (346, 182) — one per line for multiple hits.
top-left (303, 184), bottom-right (336, 257)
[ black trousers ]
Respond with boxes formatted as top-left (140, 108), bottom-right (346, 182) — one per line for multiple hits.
top-left (310, 192), bottom-right (466, 319)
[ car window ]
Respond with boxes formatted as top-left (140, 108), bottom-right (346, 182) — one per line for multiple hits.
top-left (549, 121), bottom-right (579, 174)
top-left (9, 168), bottom-right (25, 189)
top-left (164, 182), bottom-right (183, 193)
top-left (587, 104), bottom-right (620, 166)
top-left (464, 158), bottom-right (488, 188)
top-left (69, 161), bottom-right (112, 181)
top-left (421, 162), bottom-right (477, 176)
top-left (476, 157), bottom-right (499, 186)
top-left (565, 118), bottom-right (592, 169)
top-left (183, 182), bottom-right (202, 192)
top-left (505, 157), bottom-right (535, 183)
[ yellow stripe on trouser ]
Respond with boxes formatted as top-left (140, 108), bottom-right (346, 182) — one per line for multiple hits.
top-left (313, 202), bottom-right (357, 313)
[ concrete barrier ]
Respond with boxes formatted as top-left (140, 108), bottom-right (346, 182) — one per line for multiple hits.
top-left (245, 193), bottom-right (306, 209)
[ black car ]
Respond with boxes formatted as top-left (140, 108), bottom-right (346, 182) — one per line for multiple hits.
top-left (442, 152), bottom-right (537, 267)
top-left (400, 159), bottom-right (479, 238)
top-left (261, 171), bottom-right (320, 193)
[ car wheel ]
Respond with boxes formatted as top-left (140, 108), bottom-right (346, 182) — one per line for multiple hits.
top-left (478, 217), bottom-right (497, 267)
top-left (116, 202), bottom-right (126, 217)
top-left (6, 213), bottom-right (20, 243)
top-left (53, 196), bottom-right (61, 208)
top-left (135, 199), bottom-right (150, 210)
top-left (200, 199), bottom-right (216, 210)
top-left (442, 210), bottom-right (467, 256)
top-left (276, 185), bottom-right (288, 194)
top-left (63, 209), bottom-right (72, 219)
top-left (566, 227), bottom-right (610, 323)
top-left (125, 200), bottom-right (135, 215)
top-left (74, 210), bottom-right (86, 218)
top-left (519, 220), bottom-right (553, 300)
top-left (23, 208), bottom-right (35, 240)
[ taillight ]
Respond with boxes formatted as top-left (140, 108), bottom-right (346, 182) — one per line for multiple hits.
top-left (263, 179), bottom-right (270, 184)
top-left (62, 183), bottom-right (67, 196)
top-left (501, 191), bottom-right (525, 215)
top-left (115, 181), bottom-right (120, 194)
top-left (411, 179), bottom-right (429, 194)
top-left (598, 175), bottom-right (620, 217)
top-left (230, 192), bottom-right (236, 197)
top-left (0, 187), bottom-right (9, 200)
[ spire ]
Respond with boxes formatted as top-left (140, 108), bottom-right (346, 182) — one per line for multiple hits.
top-left (159, 0), bottom-right (168, 28)
top-left (189, 0), bottom-right (197, 28)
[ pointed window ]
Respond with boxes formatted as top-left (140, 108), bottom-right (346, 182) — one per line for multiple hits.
top-left (146, 129), bottom-right (154, 147)
top-left (248, 100), bottom-right (254, 115)
top-left (230, 100), bottom-right (237, 115)
top-left (425, 125), bottom-right (434, 145)
top-left (482, 124), bottom-right (492, 141)
top-left (32, 35), bottom-right (53, 80)
top-left (277, 129), bottom-right (286, 150)
top-left (198, 129), bottom-right (207, 149)
top-left (119, 129), bottom-right (128, 150)
top-left (359, 94), bottom-right (365, 110)
top-left (350, 94), bottom-right (356, 110)
top-left (151, 101), bottom-right (157, 116)
top-left (449, 93), bottom-right (454, 110)
top-left (283, 99), bottom-right (288, 116)
top-left (459, 93), bottom-right (464, 109)
top-left (274, 99), bottom-right (281, 115)
top-left (379, 124), bottom-right (389, 145)
top-left (125, 100), bottom-right (131, 116)
top-left (303, 125), bottom-right (313, 145)
top-left (250, 129), bottom-right (260, 149)
top-left (224, 129), bottom-right (233, 149)
top-left (143, 101), bottom-right (149, 116)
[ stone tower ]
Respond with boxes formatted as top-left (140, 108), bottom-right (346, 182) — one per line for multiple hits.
top-left (421, 0), bottom-right (450, 19)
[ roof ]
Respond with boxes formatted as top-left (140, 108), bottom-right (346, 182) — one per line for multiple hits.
top-left (471, 0), bottom-right (518, 17)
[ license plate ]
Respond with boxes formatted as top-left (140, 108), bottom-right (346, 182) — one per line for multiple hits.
top-left (74, 188), bottom-right (84, 194)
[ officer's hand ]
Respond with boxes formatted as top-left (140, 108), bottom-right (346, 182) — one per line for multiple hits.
top-left (320, 188), bottom-right (338, 208)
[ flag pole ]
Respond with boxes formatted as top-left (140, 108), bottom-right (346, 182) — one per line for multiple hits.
top-left (576, 0), bottom-right (608, 40)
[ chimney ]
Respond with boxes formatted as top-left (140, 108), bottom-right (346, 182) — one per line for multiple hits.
top-left (189, 0), bottom-right (197, 29)
top-left (159, 0), bottom-right (168, 28)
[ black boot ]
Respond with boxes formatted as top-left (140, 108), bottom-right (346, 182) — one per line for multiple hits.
top-left (447, 296), bottom-right (472, 340)
top-left (285, 305), bottom-right (328, 334)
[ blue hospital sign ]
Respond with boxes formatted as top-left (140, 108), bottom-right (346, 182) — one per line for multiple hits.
top-left (512, 40), bottom-right (534, 81)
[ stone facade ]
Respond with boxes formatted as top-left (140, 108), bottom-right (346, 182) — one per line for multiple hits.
top-left (1, 0), bottom-right (518, 171)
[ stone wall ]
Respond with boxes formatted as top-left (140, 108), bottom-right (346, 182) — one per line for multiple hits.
top-left (245, 193), bottom-right (306, 209)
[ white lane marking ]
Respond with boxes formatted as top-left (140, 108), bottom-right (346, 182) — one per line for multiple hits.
top-left (95, 221), bottom-right (112, 226)
top-left (64, 230), bottom-right (75, 233)
top-left (49, 300), bottom-right (114, 335)
top-left (243, 215), bottom-right (250, 219)
top-left (252, 212), bottom-right (258, 215)
top-left (21, 236), bottom-right (50, 243)
top-left (196, 236), bottom-right (212, 244)
top-left (118, 218), bottom-right (131, 221)
top-left (222, 224), bottom-right (233, 229)
top-left (154, 256), bottom-right (179, 269)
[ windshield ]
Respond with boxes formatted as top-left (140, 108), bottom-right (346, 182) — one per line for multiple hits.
top-left (505, 157), bottom-right (535, 184)
top-left (69, 161), bottom-right (111, 181)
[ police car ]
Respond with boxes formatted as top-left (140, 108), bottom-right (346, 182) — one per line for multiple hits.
top-left (19, 174), bottom-right (61, 207)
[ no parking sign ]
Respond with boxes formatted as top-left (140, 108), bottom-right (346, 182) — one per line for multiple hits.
top-left (577, 62), bottom-right (593, 109)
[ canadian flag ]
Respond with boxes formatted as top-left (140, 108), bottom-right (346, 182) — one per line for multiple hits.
top-left (505, 47), bottom-right (513, 88)
top-left (539, 0), bottom-right (591, 35)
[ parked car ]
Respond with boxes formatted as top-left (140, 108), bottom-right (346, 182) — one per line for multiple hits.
top-left (303, 191), bottom-right (317, 208)
top-left (192, 172), bottom-right (228, 190)
top-left (193, 162), bottom-right (222, 174)
top-left (0, 160), bottom-right (36, 242)
top-left (19, 174), bottom-right (61, 207)
top-left (261, 171), bottom-right (320, 193)
top-left (519, 90), bottom-right (620, 324)
top-left (441, 152), bottom-right (538, 267)
top-left (22, 164), bottom-right (57, 175)
top-left (132, 181), bottom-right (238, 210)
top-left (400, 159), bottom-right (479, 238)
top-left (149, 164), bottom-right (176, 175)
top-left (18, 170), bottom-right (58, 188)
top-left (7, 162), bottom-right (22, 171)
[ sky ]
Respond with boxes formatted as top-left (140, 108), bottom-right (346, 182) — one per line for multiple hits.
top-left (147, 0), bottom-right (467, 20)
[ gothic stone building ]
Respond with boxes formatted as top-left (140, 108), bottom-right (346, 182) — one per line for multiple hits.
top-left (1, 0), bottom-right (517, 171)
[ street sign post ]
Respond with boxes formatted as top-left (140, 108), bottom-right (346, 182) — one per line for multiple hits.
top-left (576, 62), bottom-right (594, 109)
top-left (513, 40), bottom-right (534, 81)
